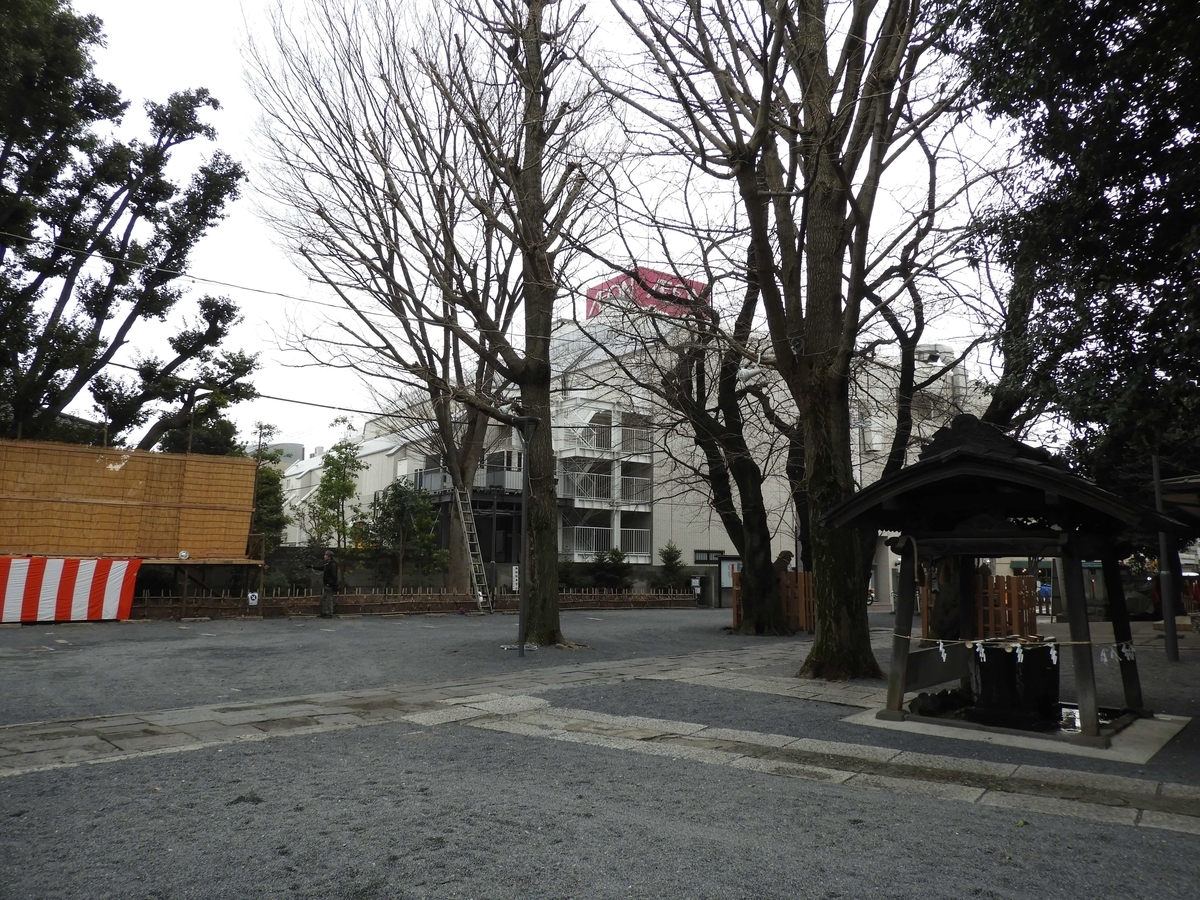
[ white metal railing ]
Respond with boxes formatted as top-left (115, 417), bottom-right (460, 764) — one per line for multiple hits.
top-left (560, 526), bottom-right (612, 555)
top-left (564, 423), bottom-right (612, 451)
top-left (411, 465), bottom-right (523, 493)
top-left (620, 476), bottom-right (651, 503)
top-left (560, 470), bottom-right (612, 501)
top-left (620, 427), bottom-right (652, 453)
top-left (620, 528), bottom-right (651, 556)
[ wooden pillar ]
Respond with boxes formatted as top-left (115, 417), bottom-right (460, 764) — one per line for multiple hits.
top-left (882, 537), bottom-right (917, 716)
top-left (1062, 544), bottom-right (1100, 736)
top-left (956, 555), bottom-right (977, 641)
top-left (1101, 549), bottom-right (1145, 714)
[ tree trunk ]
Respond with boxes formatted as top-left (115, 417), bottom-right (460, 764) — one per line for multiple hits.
top-left (730, 457), bottom-right (786, 634)
top-left (796, 181), bottom-right (881, 679)
top-left (521, 376), bottom-right (562, 645)
top-left (798, 384), bottom-right (881, 678)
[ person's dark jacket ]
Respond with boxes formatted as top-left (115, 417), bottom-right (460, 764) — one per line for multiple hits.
top-left (313, 558), bottom-right (338, 589)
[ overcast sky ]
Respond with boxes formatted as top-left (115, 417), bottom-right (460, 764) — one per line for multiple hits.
top-left (69, 1), bottom-right (1003, 458)
top-left (75, 0), bottom-right (373, 456)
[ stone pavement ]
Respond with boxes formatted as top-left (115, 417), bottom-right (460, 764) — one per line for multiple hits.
top-left (4, 638), bottom-right (1198, 838)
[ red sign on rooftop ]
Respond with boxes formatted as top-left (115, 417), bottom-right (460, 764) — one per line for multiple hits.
top-left (585, 267), bottom-right (707, 319)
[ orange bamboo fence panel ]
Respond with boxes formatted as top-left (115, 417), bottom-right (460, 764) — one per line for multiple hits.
top-left (0, 439), bottom-right (256, 559)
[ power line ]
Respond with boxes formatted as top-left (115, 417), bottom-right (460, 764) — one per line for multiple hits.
top-left (0, 229), bottom-right (694, 341)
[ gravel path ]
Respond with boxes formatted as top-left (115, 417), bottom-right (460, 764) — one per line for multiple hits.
top-left (2, 609), bottom-right (1197, 899)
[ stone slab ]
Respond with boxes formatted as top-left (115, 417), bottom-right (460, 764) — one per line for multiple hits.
top-left (785, 737), bottom-right (900, 763)
top-left (401, 707), bottom-right (490, 726)
top-left (892, 751), bottom-right (1018, 779)
top-left (1012, 764), bottom-right (1160, 799)
top-left (1138, 810), bottom-right (1200, 836)
top-left (843, 709), bottom-right (1191, 765)
top-left (693, 727), bottom-right (796, 749)
top-left (848, 773), bottom-right (986, 803)
top-left (729, 756), bottom-right (853, 784)
top-left (463, 696), bottom-right (549, 715)
top-left (978, 790), bottom-right (1139, 826)
top-left (105, 732), bottom-right (202, 752)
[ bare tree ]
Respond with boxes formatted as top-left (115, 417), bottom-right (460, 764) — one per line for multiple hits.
top-left (249, 0), bottom-right (607, 641)
top-left (562, 249), bottom-right (795, 633)
top-left (588, 0), bottom-right (983, 677)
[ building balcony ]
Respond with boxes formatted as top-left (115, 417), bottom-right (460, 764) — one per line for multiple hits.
top-left (559, 472), bottom-right (652, 508)
top-left (559, 425), bottom-right (653, 459)
top-left (620, 427), bottom-right (652, 454)
top-left (559, 526), bottom-right (651, 563)
top-left (410, 465), bottom-right (523, 495)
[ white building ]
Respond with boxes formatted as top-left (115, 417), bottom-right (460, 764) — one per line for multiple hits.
top-left (281, 313), bottom-right (981, 599)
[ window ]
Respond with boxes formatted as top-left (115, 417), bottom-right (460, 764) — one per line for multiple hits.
top-left (694, 549), bottom-right (725, 564)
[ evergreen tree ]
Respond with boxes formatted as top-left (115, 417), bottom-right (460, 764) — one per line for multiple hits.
top-left (302, 422), bottom-right (365, 550)
top-left (0, 0), bottom-right (253, 444)
top-left (366, 480), bottom-right (446, 588)
top-left (654, 541), bottom-right (687, 592)
top-left (958, 0), bottom-right (1200, 504)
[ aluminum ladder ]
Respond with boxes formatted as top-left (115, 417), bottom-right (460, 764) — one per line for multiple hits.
top-left (454, 487), bottom-right (490, 611)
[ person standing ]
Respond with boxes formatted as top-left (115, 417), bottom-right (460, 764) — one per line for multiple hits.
top-left (312, 550), bottom-right (338, 618)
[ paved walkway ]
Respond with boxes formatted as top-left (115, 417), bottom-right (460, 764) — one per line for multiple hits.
top-left (4, 641), bottom-right (1197, 837)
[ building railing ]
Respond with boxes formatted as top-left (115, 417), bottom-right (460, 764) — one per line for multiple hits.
top-left (620, 427), bottom-right (652, 453)
top-left (561, 525), bottom-right (612, 554)
top-left (411, 465), bottom-right (523, 494)
top-left (620, 528), bottom-right (651, 556)
top-left (620, 476), bottom-right (651, 503)
top-left (560, 470), bottom-right (612, 501)
top-left (562, 423), bottom-right (613, 451)
top-left (411, 468), bottom-right (454, 493)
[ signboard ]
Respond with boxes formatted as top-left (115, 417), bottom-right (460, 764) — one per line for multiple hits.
top-left (719, 557), bottom-right (742, 589)
top-left (585, 267), bottom-right (707, 319)
top-left (511, 565), bottom-right (520, 592)
top-left (247, 591), bottom-right (259, 607)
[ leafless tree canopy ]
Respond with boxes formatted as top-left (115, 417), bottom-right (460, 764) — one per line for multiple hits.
top-left (248, 0), bottom-right (611, 640)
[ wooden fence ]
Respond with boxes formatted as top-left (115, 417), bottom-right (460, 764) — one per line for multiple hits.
top-left (129, 586), bottom-right (696, 620)
top-left (731, 571), bottom-right (814, 633)
top-left (918, 575), bottom-right (1040, 640)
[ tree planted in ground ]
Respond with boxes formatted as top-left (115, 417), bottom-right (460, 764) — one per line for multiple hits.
top-left (654, 541), bottom-right (687, 592)
top-left (249, 0), bottom-right (608, 644)
top-left (367, 480), bottom-right (447, 588)
top-left (598, 0), bottom-right (981, 677)
top-left (589, 548), bottom-right (632, 591)
top-left (957, 0), bottom-right (1200, 505)
top-left (302, 422), bottom-right (365, 550)
top-left (0, 0), bottom-right (252, 444)
top-left (248, 423), bottom-right (289, 555)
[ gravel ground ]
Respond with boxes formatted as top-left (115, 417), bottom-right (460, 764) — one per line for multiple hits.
top-left (2, 609), bottom-right (1197, 899)
top-left (3, 716), bottom-right (1197, 900)
top-left (0, 609), bottom-right (798, 726)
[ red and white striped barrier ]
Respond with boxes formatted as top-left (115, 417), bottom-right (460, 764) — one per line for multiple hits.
top-left (0, 558), bottom-right (141, 623)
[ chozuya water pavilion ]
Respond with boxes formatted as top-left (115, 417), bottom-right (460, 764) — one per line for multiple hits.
top-left (824, 415), bottom-right (1180, 745)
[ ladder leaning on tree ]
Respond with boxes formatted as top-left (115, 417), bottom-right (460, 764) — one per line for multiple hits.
top-left (454, 487), bottom-right (490, 611)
